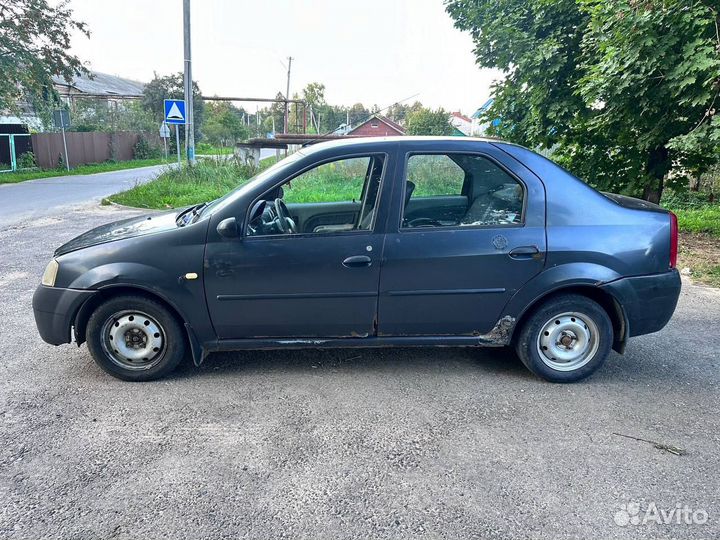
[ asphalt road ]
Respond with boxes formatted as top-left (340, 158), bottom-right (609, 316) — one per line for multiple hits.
top-left (1, 204), bottom-right (719, 539)
top-left (0, 164), bottom-right (171, 229)
top-left (0, 150), bottom-right (279, 230)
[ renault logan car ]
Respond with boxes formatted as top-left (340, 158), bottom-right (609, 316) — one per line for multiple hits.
top-left (33, 137), bottom-right (681, 382)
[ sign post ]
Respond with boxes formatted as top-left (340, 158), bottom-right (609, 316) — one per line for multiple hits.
top-left (164, 99), bottom-right (186, 166)
top-left (52, 109), bottom-right (71, 171)
top-left (159, 121), bottom-right (170, 161)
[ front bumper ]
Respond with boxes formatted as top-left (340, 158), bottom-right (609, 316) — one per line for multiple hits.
top-left (32, 286), bottom-right (96, 345)
top-left (601, 269), bottom-right (681, 338)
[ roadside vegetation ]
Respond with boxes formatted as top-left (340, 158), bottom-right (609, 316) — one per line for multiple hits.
top-left (107, 157), bottom-right (277, 209)
top-left (0, 158), bottom-right (168, 185)
top-left (662, 190), bottom-right (720, 287)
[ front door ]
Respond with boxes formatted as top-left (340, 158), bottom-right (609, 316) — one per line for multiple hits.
top-left (378, 149), bottom-right (546, 336)
top-left (204, 154), bottom-right (388, 339)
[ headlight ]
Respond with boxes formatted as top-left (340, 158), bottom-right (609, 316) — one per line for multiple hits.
top-left (41, 259), bottom-right (59, 287)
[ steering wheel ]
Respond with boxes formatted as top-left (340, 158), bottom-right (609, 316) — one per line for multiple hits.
top-left (274, 198), bottom-right (297, 234)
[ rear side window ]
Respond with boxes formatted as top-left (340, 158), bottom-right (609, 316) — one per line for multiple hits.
top-left (406, 154), bottom-right (465, 197)
top-left (402, 153), bottom-right (524, 229)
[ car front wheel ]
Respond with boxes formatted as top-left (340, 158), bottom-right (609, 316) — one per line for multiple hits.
top-left (86, 295), bottom-right (186, 381)
top-left (514, 294), bottom-right (613, 383)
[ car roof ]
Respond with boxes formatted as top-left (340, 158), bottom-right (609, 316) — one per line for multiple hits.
top-left (300, 135), bottom-right (508, 154)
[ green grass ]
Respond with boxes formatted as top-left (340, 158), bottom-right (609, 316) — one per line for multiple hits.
top-left (0, 158), bottom-right (168, 185)
top-left (672, 206), bottom-right (720, 236)
top-left (195, 142), bottom-right (233, 155)
top-left (662, 191), bottom-right (720, 237)
top-left (108, 156), bottom-right (373, 209)
top-left (109, 161), bottom-right (251, 208)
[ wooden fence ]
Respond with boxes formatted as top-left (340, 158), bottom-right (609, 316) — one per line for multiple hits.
top-left (30, 131), bottom-right (143, 169)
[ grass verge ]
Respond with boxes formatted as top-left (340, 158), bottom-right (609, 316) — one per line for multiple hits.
top-left (0, 158), bottom-right (168, 185)
top-left (107, 158), bottom-right (277, 209)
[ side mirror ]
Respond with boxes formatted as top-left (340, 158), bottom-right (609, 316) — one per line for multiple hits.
top-left (216, 217), bottom-right (240, 238)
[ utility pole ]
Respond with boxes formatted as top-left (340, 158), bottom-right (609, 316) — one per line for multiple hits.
top-left (284, 56), bottom-right (293, 134)
top-left (183, 0), bottom-right (195, 164)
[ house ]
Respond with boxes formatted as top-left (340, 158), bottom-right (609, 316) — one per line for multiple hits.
top-left (347, 115), bottom-right (405, 137)
top-left (471, 98), bottom-right (501, 136)
top-left (449, 111), bottom-right (472, 136)
top-left (52, 71), bottom-right (145, 109)
top-left (0, 71), bottom-right (146, 130)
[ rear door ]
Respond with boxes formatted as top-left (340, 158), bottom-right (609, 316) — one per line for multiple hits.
top-left (377, 145), bottom-right (546, 336)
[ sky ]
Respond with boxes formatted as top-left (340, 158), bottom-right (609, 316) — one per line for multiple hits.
top-left (66, 0), bottom-right (502, 116)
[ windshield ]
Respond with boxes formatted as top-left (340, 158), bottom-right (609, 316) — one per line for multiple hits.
top-left (197, 151), bottom-right (306, 219)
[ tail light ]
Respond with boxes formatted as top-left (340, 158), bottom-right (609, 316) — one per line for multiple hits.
top-left (669, 211), bottom-right (678, 269)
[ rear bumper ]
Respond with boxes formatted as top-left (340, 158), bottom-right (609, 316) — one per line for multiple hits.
top-left (32, 286), bottom-right (96, 345)
top-left (601, 269), bottom-right (681, 338)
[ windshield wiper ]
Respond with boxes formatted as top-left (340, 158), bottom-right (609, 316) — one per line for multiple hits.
top-left (176, 202), bottom-right (207, 226)
top-left (190, 202), bottom-right (209, 223)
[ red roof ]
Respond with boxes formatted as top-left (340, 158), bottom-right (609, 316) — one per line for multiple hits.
top-left (451, 111), bottom-right (472, 123)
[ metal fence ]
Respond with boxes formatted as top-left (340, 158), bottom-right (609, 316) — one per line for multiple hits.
top-left (30, 131), bottom-right (142, 169)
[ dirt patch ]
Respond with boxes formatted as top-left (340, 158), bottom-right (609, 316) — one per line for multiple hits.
top-left (678, 232), bottom-right (720, 288)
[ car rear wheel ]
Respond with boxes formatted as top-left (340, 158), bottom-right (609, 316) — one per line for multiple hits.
top-left (515, 294), bottom-right (612, 382)
top-left (86, 295), bottom-right (186, 381)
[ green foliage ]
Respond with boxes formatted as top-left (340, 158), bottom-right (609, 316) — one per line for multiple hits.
top-left (109, 158), bottom-right (267, 209)
top-left (71, 99), bottom-right (157, 133)
top-left (195, 142), bottom-right (232, 155)
top-left (203, 101), bottom-right (248, 147)
top-left (283, 158), bottom-right (366, 203)
top-left (406, 107), bottom-right (454, 136)
top-left (672, 206), bottom-right (720, 237)
top-left (133, 135), bottom-right (162, 160)
top-left (386, 101), bottom-right (423, 125)
top-left (141, 73), bottom-right (204, 140)
top-left (446, 0), bottom-right (720, 202)
top-left (406, 154), bottom-right (465, 196)
top-left (0, 0), bottom-right (89, 114)
top-left (17, 151), bottom-right (37, 169)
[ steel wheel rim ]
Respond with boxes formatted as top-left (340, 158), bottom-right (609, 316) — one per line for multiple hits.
top-left (100, 310), bottom-right (166, 371)
top-left (536, 311), bottom-right (599, 372)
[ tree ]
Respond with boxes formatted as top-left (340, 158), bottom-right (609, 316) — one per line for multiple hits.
top-left (386, 101), bottom-right (424, 126)
top-left (203, 101), bottom-right (248, 146)
top-left (446, 0), bottom-right (720, 202)
top-left (303, 82), bottom-right (326, 133)
top-left (406, 107), bottom-right (454, 136)
top-left (348, 103), bottom-right (370, 126)
top-left (141, 72), bottom-right (205, 140)
top-left (0, 0), bottom-right (89, 114)
top-left (70, 99), bottom-right (156, 133)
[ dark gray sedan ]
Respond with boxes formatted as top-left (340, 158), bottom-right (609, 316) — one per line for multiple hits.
top-left (32, 137), bottom-right (681, 382)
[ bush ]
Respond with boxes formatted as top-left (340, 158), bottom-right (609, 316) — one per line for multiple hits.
top-left (17, 151), bottom-right (37, 169)
top-left (662, 190), bottom-right (717, 210)
top-left (133, 135), bottom-right (162, 160)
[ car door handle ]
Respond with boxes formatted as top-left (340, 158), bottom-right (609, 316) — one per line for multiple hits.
top-left (508, 246), bottom-right (541, 259)
top-left (342, 255), bottom-right (372, 268)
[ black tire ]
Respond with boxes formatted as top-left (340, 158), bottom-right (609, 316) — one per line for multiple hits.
top-left (514, 294), bottom-right (613, 383)
top-left (86, 295), bottom-right (186, 381)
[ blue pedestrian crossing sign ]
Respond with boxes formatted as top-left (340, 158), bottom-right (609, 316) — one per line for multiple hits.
top-left (164, 99), bottom-right (186, 125)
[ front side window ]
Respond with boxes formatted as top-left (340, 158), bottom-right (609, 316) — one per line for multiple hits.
top-left (247, 155), bottom-right (385, 237)
top-left (402, 153), bottom-right (524, 229)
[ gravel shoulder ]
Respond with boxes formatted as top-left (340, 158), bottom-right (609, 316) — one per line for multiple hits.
top-left (1, 204), bottom-right (719, 540)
